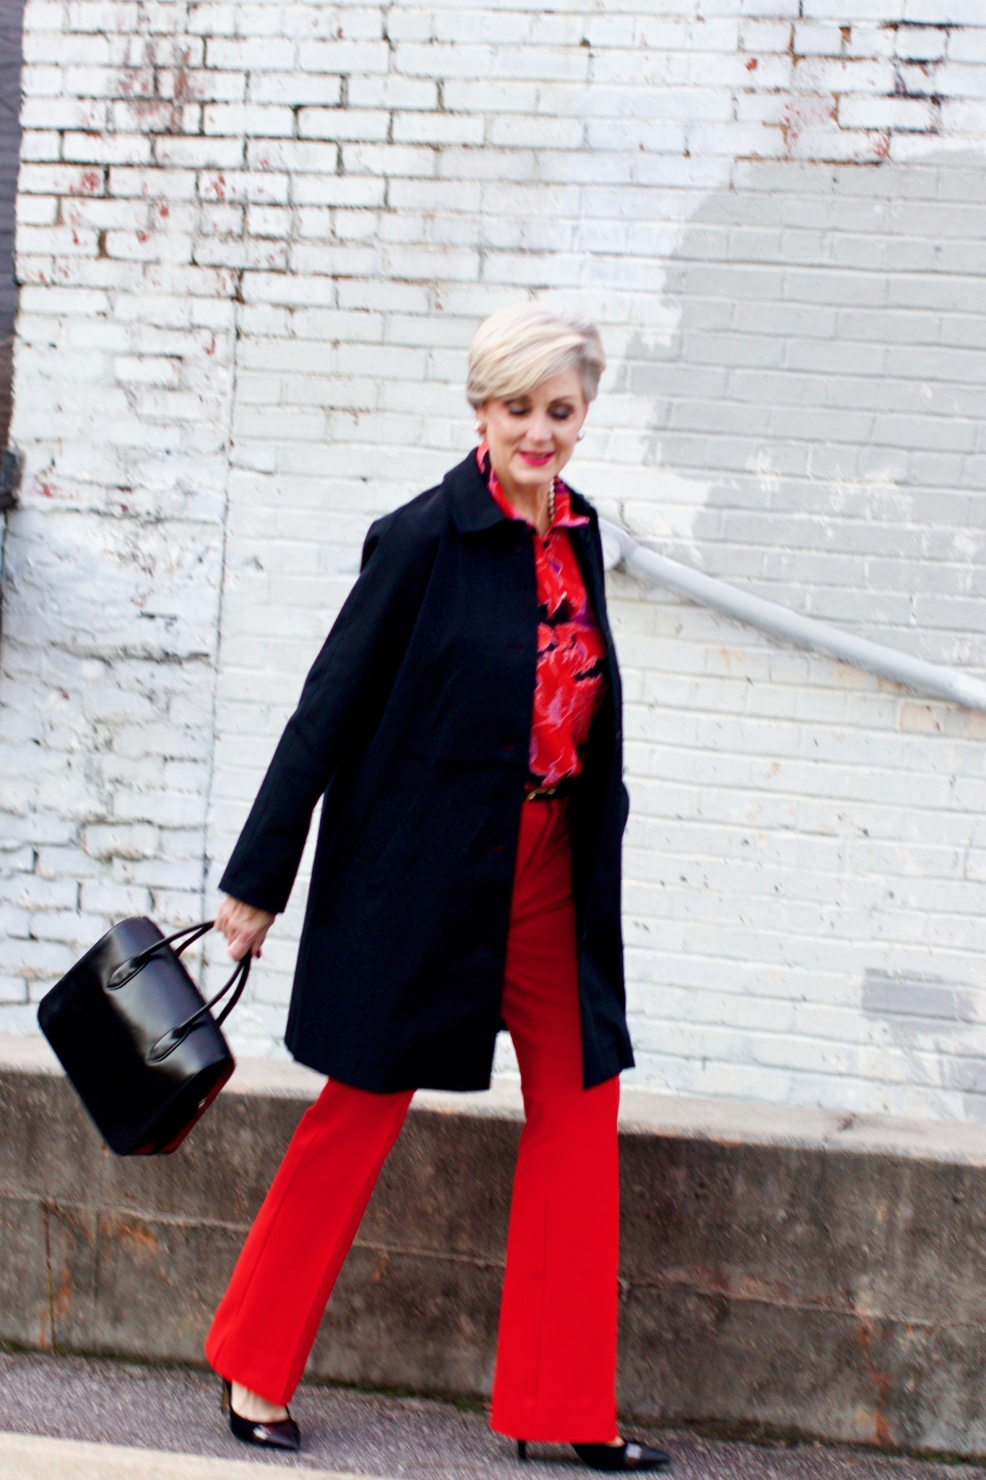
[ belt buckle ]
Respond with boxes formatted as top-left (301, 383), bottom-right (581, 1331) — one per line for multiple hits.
top-left (525, 782), bottom-right (558, 801)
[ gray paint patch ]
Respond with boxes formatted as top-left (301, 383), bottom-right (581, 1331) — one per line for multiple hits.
top-left (622, 156), bottom-right (986, 672)
top-left (863, 968), bottom-right (986, 1124)
top-left (862, 969), bottom-right (976, 1030)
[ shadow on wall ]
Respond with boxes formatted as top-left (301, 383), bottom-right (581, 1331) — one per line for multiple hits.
top-left (621, 154), bottom-right (986, 673)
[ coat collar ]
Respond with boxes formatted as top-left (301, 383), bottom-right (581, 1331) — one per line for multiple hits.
top-left (444, 450), bottom-right (511, 534)
top-left (444, 450), bottom-right (598, 535)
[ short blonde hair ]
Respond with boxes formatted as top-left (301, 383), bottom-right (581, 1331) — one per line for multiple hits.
top-left (466, 301), bottom-right (606, 408)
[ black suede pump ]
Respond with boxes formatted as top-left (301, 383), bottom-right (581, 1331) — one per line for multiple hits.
top-left (518, 1438), bottom-right (671, 1471)
top-left (221, 1379), bottom-right (301, 1452)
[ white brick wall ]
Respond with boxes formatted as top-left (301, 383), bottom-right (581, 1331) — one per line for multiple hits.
top-left (3, 0), bottom-right (986, 1121)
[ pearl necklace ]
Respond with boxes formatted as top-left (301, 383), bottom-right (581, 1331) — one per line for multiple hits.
top-left (546, 482), bottom-right (555, 531)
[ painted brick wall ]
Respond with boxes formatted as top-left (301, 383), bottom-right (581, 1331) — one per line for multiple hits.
top-left (2, 0), bottom-right (986, 1121)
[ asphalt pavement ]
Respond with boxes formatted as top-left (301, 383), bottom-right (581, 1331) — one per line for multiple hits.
top-left (1, 1350), bottom-right (985, 1480)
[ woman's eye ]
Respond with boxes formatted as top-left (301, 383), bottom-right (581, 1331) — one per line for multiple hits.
top-left (550, 407), bottom-right (573, 420)
top-left (506, 404), bottom-right (529, 417)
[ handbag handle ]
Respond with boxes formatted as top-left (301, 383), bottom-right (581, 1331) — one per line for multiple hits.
top-left (107, 919), bottom-right (216, 990)
top-left (146, 953), bottom-right (251, 1064)
top-left (105, 920), bottom-right (253, 1064)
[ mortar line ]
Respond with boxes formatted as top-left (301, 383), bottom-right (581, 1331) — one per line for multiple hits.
top-left (199, 267), bottom-right (246, 962)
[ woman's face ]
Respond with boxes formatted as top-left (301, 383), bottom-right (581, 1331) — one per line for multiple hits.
top-left (479, 369), bottom-right (588, 503)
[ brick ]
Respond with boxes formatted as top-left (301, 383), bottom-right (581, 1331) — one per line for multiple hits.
top-left (840, 96), bottom-right (940, 131)
top-left (288, 175), bottom-right (384, 208)
top-left (394, 113), bottom-right (486, 147)
top-left (79, 881), bottom-right (152, 916)
top-left (152, 137), bottom-right (245, 169)
top-left (115, 34), bottom-right (205, 67)
top-left (347, 76), bottom-right (438, 111)
top-left (17, 132), bottom-right (60, 163)
top-left (792, 22), bottom-right (844, 56)
top-left (791, 55), bottom-right (895, 92)
top-left (296, 109), bottom-right (390, 143)
top-left (109, 96), bottom-right (199, 131)
top-left (941, 99), bottom-right (986, 133)
top-left (20, 97), bottom-right (107, 131)
top-left (16, 225), bottom-right (100, 258)
top-left (904, 0), bottom-right (986, 21)
top-left (248, 73), bottom-right (342, 106)
top-left (60, 132), bottom-right (151, 166)
top-left (203, 104), bottom-right (295, 138)
top-left (187, 2), bottom-right (236, 35)
top-left (801, 0), bottom-right (904, 16)
top-left (896, 26), bottom-right (948, 62)
top-left (246, 204), bottom-right (292, 239)
top-left (204, 36), bottom-right (297, 71)
top-left (15, 196), bottom-right (59, 227)
top-left (157, 68), bottom-right (245, 104)
top-left (739, 18), bottom-right (793, 52)
top-left (0, 872), bottom-right (79, 912)
top-left (340, 143), bottom-right (438, 179)
top-left (296, 39), bottom-right (390, 74)
top-left (3, 938), bottom-right (78, 981)
top-left (949, 29), bottom-right (986, 65)
top-left (396, 40), bottom-right (589, 83)
top-left (109, 166), bottom-right (197, 200)
top-left (22, 31), bottom-right (110, 65)
top-left (245, 138), bottom-right (340, 175)
top-left (64, 64), bottom-right (152, 99)
top-left (17, 163), bottom-right (107, 196)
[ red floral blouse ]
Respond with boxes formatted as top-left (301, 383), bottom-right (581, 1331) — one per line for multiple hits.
top-left (478, 445), bottom-right (608, 789)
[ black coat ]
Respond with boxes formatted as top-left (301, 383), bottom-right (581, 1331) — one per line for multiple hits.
top-left (219, 451), bottom-right (635, 1093)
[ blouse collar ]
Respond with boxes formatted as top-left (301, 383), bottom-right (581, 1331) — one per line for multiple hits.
top-left (476, 442), bottom-right (589, 532)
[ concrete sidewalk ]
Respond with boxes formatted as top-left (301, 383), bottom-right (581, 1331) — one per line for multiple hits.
top-left (1, 1351), bottom-right (985, 1480)
top-left (0, 1432), bottom-right (368, 1480)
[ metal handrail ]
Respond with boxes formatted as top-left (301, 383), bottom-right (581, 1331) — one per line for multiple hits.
top-left (600, 519), bottom-right (986, 715)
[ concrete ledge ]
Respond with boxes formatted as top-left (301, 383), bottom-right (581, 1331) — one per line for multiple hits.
top-left (2, 1035), bottom-right (986, 1460)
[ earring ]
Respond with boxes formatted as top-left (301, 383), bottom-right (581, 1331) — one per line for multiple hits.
top-left (475, 422), bottom-right (485, 436)
top-left (576, 429), bottom-right (585, 441)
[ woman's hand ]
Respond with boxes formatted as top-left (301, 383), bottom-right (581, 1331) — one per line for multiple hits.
top-left (215, 895), bottom-right (275, 961)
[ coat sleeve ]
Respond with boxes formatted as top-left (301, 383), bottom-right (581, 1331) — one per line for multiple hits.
top-left (218, 510), bottom-right (436, 914)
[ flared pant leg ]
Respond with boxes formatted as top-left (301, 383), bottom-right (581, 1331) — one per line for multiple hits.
top-left (204, 1078), bottom-right (412, 1405)
top-left (205, 798), bottom-right (620, 1431)
top-left (490, 798), bottom-right (621, 1444)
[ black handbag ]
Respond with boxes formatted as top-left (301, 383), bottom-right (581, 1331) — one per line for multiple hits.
top-left (37, 917), bottom-right (250, 1156)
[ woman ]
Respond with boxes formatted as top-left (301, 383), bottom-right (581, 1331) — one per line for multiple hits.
top-left (205, 302), bottom-right (670, 1473)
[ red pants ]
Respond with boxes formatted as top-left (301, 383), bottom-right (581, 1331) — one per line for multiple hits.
top-left (205, 797), bottom-right (621, 1443)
